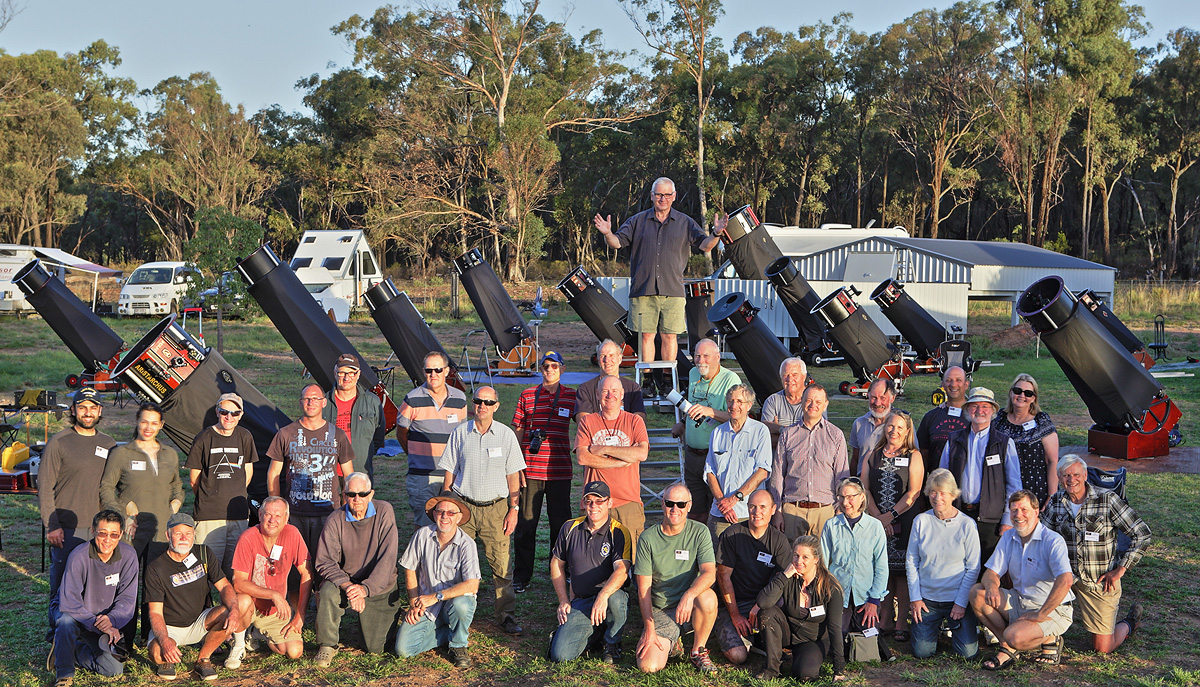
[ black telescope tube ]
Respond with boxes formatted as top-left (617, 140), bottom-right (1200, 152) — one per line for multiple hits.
top-left (453, 249), bottom-right (531, 355)
top-left (764, 257), bottom-right (826, 352)
top-left (364, 279), bottom-right (454, 386)
top-left (14, 260), bottom-right (124, 371)
top-left (812, 286), bottom-right (894, 381)
top-left (556, 266), bottom-right (632, 346)
top-left (708, 292), bottom-right (789, 400)
top-left (870, 279), bottom-right (945, 359)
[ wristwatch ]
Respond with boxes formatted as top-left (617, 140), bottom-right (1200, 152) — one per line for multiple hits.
top-left (735, 491), bottom-right (745, 501)
top-left (436, 591), bottom-right (444, 602)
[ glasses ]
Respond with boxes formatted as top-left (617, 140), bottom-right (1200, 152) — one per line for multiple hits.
top-left (267, 558), bottom-right (277, 575)
top-left (94, 531), bottom-right (122, 540)
top-left (892, 409), bottom-right (910, 416)
top-left (473, 398), bottom-right (499, 406)
top-left (433, 509), bottom-right (460, 517)
top-left (425, 367), bottom-right (446, 375)
top-left (651, 192), bottom-right (675, 199)
top-left (542, 363), bottom-right (562, 370)
top-left (1011, 387), bottom-right (1036, 398)
top-left (301, 397), bottom-right (324, 404)
top-left (346, 491), bottom-right (372, 498)
top-left (663, 500), bottom-right (689, 510)
top-left (336, 370), bottom-right (359, 377)
top-left (846, 476), bottom-right (863, 485)
top-left (584, 498), bottom-right (609, 507)
top-left (216, 408), bottom-right (243, 417)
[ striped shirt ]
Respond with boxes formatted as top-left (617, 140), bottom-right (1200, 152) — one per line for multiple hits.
top-left (438, 420), bottom-right (526, 502)
top-left (768, 416), bottom-right (849, 506)
top-left (1042, 484), bottom-right (1152, 589)
top-left (511, 383), bottom-right (577, 482)
top-left (397, 384), bottom-right (468, 474)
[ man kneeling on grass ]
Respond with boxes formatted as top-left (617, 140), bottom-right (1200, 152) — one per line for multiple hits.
top-left (969, 490), bottom-right (1074, 670)
top-left (146, 513), bottom-right (247, 681)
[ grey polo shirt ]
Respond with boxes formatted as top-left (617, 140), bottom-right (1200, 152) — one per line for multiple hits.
top-left (761, 391), bottom-right (804, 428)
top-left (614, 207), bottom-right (708, 298)
top-left (848, 413), bottom-right (886, 456)
top-left (703, 418), bottom-right (773, 520)
top-left (400, 524), bottom-right (481, 621)
top-left (985, 522), bottom-right (1074, 609)
top-left (438, 419), bottom-right (526, 502)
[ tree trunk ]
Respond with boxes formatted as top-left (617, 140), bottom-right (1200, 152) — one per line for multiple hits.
top-left (1100, 181), bottom-right (1112, 264)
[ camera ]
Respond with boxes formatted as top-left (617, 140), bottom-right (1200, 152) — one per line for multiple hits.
top-left (528, 428), bottom-right (546, 454)
top-left (665, 389), bottom-right (705, 427)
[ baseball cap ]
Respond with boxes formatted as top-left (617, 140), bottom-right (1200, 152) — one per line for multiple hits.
top-left (73, 388), bottom-right (104, 407)
top-left (541, 351), bottom-right (564, 366)
top-left (166, 512), bottom-right (196, 531)
top-left (335, 353), bottom-right (361, 370)
top-left (216, 392), bottom-right (243, 410)
top-left (583, 481), bottom-right (611, 499)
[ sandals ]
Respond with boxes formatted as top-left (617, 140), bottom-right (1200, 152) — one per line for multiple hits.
top-left (1032, 635), bottom-right (1063, 665)
top-left (982, 646), bottom-right (1020, 671)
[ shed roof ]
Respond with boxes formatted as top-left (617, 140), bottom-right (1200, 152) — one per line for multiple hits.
top-left (884, 238), bottom-right (1115, 272)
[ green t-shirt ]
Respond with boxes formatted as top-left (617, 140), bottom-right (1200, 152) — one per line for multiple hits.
top-left (684, 366), bottom-right (741, 449)
top-left (633, 519), bottom-right (716, 609)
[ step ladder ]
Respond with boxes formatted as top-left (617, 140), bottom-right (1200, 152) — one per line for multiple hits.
top-left (634, 361), bottom-right (684, 515)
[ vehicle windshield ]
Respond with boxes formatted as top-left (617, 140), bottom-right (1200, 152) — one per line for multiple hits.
top-left (127, 267), bottom-right (173, 285)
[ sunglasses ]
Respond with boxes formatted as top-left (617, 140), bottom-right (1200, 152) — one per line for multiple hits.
top-left (346, 491), bottom-right (372, 498)
top-left (1011, 387), bottom-right (1036, 398)
top-left (433, 509), bottom-right (460, 517)
top-left (663, 500), bottom-right (690, 510)
top-left (542, 363), bottom-right (562, 370)
top-left (216, 408), bottom-right (243, 417)
top-left (473, 398), bottom-right (499, 406)
top-left (425, 367), bottom-right (446, 375)
top-left (94, 531), bottom-right (122, 540)
top-left (267, 558), bottom-right (278, 575)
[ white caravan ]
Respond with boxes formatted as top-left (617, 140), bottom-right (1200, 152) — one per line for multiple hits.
top-left (287, 230), bottom-right (383, 322)
top-left (0, 245), bottom-right (118, 312)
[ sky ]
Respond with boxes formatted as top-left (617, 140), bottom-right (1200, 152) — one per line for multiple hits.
top-left (2, 0), bottom-right (1197, 116)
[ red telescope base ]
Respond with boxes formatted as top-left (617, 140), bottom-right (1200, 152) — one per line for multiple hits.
top-left (1087, 397), bottom-right (1183, 460)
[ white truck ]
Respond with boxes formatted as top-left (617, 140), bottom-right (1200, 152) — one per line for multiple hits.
top-left (117, 261), bottom-right (200, 316)
top-left (287, 230), bottom-right (383, 322)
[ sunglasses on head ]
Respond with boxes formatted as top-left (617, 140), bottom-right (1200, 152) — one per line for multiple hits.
top-left (216, 408), bottom-right (243, 417)
top-left (473, 398), bottom-right (498, 406)
top-left (663, 499), bottom-right (689, 509)
top-left (345, 491), bottom-right (372, 498)
top-left (425, 367), bottom-right (446, 375)
top-left (1011, 387), bottom-right (1036, 398)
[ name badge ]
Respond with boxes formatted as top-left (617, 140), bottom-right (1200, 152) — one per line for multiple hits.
top-left (130, 460), bottom-right (147, 471)
top-left (104, 573), bottom-right (119, 586)
top-left (863, 626), bottom-right (880, 637)
top-left (985, 454), bottom-right (1001, 467)
top-left (447, 414), bottom-right (459, 423)
top-left (270, 544), bottom-right (283, 561)
top-left (809, 604), bottom-right (825, 618)
top-left (947, 407), bottom-right (962, 417)
top-left (895, 456), bottom-right (910, 467)
top-left (756, 552), bottom-right (774, 566)
top-left (488, 447), bottom-right (503, 458)
top-left (557, 408), bottom-right (570, 418)
top-left (674, 549), bottom-right (689, 561)
top-left (183, 553), bottom-right (198, 568)
top-left (602, 435), bottom-right (621, 446)
top-left (1084, 531), bottom-right (1100, 543)
top-left (95, 446), bottom-right (109, 459)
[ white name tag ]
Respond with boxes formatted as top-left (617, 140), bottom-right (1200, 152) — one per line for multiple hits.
top-left (270, 544), bottom-right (283, 561)
top-left (1022, 419), bottom-right (1037, 431)
top-left (488, 447), bottom-right (502, 458)
top-left (447, 414), bottom-right (459, 423)
top-left (183, 553), bottom-right (198, 568)
top-left (130, 460), bottom-right (146, 471)
top-left (947, 407), bottom-right (962, 417)
top-left (985, 454), bottom-right (1001, 467)
top-left (756, 552), bottom-right (774, 566)
top-left (557, 408), bottom-right (570, 418)
top-left (104, 573), bottom-right (119, 586)
top-left (863, 626), bottom-right (879, 637)
top-left (809, 604), bottom-right (825, 618)
top-left (895, 456), bottom-right (909, 467)
top-left (674, 549), bottom-right (689, 561)
top-left (95, 446), bottom-right (109, 459)
top-left (602, 435), bottom-right (621, 446)
top-left (1084, 531), bottom-right (1100, 542)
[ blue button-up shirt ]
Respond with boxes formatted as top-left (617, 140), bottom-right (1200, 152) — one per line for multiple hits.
top-left (703, 417), bottom-right (772, 520)
top-left (820, 513), bottom-right (888, 608)
top-left (986, 522), bottom-right (1075, 608)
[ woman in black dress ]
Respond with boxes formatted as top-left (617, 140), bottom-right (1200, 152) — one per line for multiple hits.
top-left (994, 373), bottom-right (1058, 506)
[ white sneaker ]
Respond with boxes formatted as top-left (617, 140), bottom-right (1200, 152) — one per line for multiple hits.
top-left (224, 645), bottom-right (245, 670)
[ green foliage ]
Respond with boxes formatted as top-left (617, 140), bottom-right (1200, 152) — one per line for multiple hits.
top-left (181, 207), bottom-right (263, 316)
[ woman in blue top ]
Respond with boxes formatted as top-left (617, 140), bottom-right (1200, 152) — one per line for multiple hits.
top-left (820, 478), bottom-right (889, 641)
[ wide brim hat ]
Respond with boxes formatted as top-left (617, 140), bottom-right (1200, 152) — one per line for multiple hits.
top-left (425, 493), bottom-right (471, 525)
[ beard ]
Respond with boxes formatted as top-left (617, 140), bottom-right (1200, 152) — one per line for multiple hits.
top-left (74, 414), bottom-right (100, 429)
top-left (869, 407), bottom-right (890, 420)
top-left (171, 542), bottom-right (193, 556)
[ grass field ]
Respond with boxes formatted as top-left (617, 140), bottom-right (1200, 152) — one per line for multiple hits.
top-left (1, 290), bottom-right (1198, 687)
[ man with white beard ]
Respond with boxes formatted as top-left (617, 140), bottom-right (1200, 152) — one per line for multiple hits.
top-left (671, 338), bottom-right (741, 522)
top-left (847, 378), bottom-right (896, 475)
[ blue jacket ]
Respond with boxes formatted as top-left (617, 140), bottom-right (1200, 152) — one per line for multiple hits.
top-left (59, 539), bottom-right (139, 633)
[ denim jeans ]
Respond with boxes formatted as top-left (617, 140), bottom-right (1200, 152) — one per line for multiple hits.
top-left (47, 530), bottom-right (86, 634)
top-left (395, 594), bottom-right (477, 656)
top-left (54, 614), bottom-right (124, 680)
top-left (910, 599), bottom-right (979, 659)
top-left (548, 590), bottom-right (628, 662)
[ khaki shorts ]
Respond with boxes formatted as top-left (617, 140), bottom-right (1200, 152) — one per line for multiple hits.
top-left (1002, 588), bottom-right (1073, 638)
top-left (251, 607), bottom-right (295, 645)
top-left (1073, 580), bottom-right (1121, 635)
top-left (629, 296), bottom-right (686, 335)
top-left (148, 607), bottom-right (217, 648)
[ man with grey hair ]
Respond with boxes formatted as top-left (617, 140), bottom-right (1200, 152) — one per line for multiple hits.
top-left (575, 339), bottom-right (646, 422)
top-left (672, 338), bottom-right (741, 521)
top-left (848, 378), bottom-right (896, 475)
top-left (760, 357), bottom-right (808, 440)
top-left (313, 472), bottom-right (400, 666)
top-left (1042, 454), bottom-right (1150, 654)
top-left (704, 384), bottom-right (772, 538)
top-left (594, 177), bottom-right (725, 397)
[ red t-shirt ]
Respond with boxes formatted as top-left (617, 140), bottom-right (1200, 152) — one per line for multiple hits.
top-left (576, 411), bottom-right (649, 509)
top-left (232, 523), bottom-right (308, 616)
top-left (334, 395), bottom-right (354, 442)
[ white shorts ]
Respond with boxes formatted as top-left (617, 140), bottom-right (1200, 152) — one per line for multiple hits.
top-left (148, 607), bottom-right (217, 647)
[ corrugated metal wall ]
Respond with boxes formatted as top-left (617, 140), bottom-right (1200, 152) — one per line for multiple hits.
top-left (794, 239), bottom-right (972, 284)
top-left (970, 265), bottom-right (1116, 298)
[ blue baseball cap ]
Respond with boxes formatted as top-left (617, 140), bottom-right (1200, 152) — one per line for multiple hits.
top-left (541, 351), bottom-right (564, 366)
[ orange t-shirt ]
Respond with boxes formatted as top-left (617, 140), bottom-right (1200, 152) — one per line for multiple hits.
top-left (576, 411), bottom-right (649, 508)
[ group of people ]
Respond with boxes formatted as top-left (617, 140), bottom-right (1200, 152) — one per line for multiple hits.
top-left (38, 176), bottom-right (1152, 684)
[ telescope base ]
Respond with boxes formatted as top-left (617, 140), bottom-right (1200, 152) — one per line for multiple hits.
top-left (1088, 427), bottom-right (1172, 460)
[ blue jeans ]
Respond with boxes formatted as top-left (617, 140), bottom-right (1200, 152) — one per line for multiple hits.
top-left (911, 600), bottom-right (979, 659)
top-left (54, 614), bottom-right (124, 680)
top-left (395, 595), bottom-right (477, 656)
top-left (48, 530), bottom-right (86, 634)
top-left (548, 590), bottom-right (628, 662)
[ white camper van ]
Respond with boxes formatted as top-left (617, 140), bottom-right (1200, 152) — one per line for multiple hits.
top-left (287, 230), bottom-right (383, 322)
top-left (117, 261), bottom-right (199, 316)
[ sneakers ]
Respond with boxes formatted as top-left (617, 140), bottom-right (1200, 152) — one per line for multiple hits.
top-left (155, 663), bottom-right (177, 680)
top-left (1123, 601), bottom-right (1145, 639)
top-left (449, 646), bottom-right (472, 669)
top-left (641, 375), bottom-right (659, 400)
top-left (194, 659), bottom-right (218, 681)
top-left (513, 580), bottom-right (529, 594)
top-left (54, 678), bottom-right (72, 687)
top-left (603, 640), bottom-right (621, 664)
top-left (314, 645), bottom-right (337, 668)
top-left (224, 643), bottom-right (245, 670)
top-left (689, 647), bottom-right (717, 673)
top-left (499, 617), bottom-right (524, 636)
top-left (668, 638), bottom-right (684, 659)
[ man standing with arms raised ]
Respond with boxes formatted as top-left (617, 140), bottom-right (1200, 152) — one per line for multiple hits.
top-left (322, 353), bottom-right (385, 481)
top-left (398, 351), bottom-right (469, 528)
top-left (594, 177), bottom-right (725, 397)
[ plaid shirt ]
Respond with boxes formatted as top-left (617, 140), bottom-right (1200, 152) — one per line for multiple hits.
top-left (1042, 484), bottom-right (1151, 588)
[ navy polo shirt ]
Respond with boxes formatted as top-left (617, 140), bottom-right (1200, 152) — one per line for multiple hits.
top-left (551, 515), bottom-right (633, 600)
